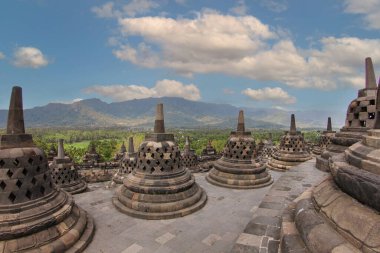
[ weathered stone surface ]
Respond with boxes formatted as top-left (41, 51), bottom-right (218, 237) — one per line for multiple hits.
top-left (207, 110), bottom-right (273, 189)
top-left (113, 137), bottom-right (137, 184)
top-left (113, 104), bottom-right (207, 219)
top-left (181, 136), bottom-right (200, 173)
top-left (312, 117), bottom-right (335, 156)
top-left (0, 86), bottom-right (94, 252)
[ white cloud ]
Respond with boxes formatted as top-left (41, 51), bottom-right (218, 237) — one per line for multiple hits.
top-left (13, 47), bottom-right (49, 68)
top-left (242, 87), bottom-right (296, 104)
top-left (260, 0), bottom-right (288, 13)
top-left (343, 0), bottom-right (380, 29)
top-left (55, 98), bottom-right (83, 104)
top-left (175, 0), bottom-right (186, 5)
top-left (84, 79), bottom-right (201, 101)
top-left (92, 0), bottom-right (158, 18)
top-left (0, 52), bottom-right (5, 60)
top-left (230, 0), bottom-right (248, 16)
top-left (223, 88), bottom-right (235, 94)
top-left (107, 10), bottom-right (380, 90)
top-left (91, 2), bottom-right (121, 18)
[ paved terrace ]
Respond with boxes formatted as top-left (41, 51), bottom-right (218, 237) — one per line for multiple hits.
top-left (74, 158), bottom-right (327, 253)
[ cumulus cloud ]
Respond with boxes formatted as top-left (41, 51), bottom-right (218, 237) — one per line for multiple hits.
top-left (343, 0), bottom-right (380, 29)
top-left (103, 10), bottom-right (380, 90)
top-left (13, 47), bottom-right (49, 68)
top-left (259, 0), bottom-right (288, 13)
top-left (84, 79), bottom-right (201, 101)
top-left (92, 0), bottom-right (158, 18)
top-left (242, 87), bottom-right (296, 104)
top-left (0, 52), bottom-right (5, 60)
top-left (230, 0), bottom-right (248, 16)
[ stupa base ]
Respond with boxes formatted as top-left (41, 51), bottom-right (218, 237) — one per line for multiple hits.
top-left (281, 178), bottom-right (380, 253)
top-left (267, 156), bottom-right (311, 171)
top-left (59, 180), bottom-right (88, 195)
top-left (112, 184), bottom-right (207, 219)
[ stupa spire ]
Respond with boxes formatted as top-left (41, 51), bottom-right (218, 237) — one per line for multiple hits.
top-left (6, 86), bottom-right (25, 135)
top-left (237, 110), bottom-right (245, 132)
top-left (365, 57), bottom-right (377, 89)
top-left (57, 139), bottom-right (65, 159)
top-left (374, 78), bottom-right (380, 129)
top-left (128, 137), bottom-right (134, 153)
top-left (290, 114), bottom-right (297, 134)
top-left (154, 103), bottom-right (165, 133)
top-left (327, 117), bottom-right (332, 131)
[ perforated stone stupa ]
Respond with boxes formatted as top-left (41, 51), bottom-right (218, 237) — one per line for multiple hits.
top-left (316, 57), bottom-right (378, 171)
top-left (0, 86), bottom-right (94, 252)
top-left (47, 143), bottom-right (57, 162)
top-left (281, 82), bottom-right (380, 253)
top-left (49, 139), bottom-right (87, 194)
top-left (206, 110), bottom-right (273, 189)
top-left (181, 136), bottom-right (200, 173)
top-left (259, 133), bottom-right (278, 162)
top-left (82, 142), bottom-right (101, 165)
top-left (312, 117), bottom-right (336, 155)
top-left (113, 141), bottom-right (126, 162)
top-left (267, 114), bottom-right (312, 171)
top-left (113, 137), bottom-right (137, 184)
top-left (200, 140), bottom-right (219, 160)
top-left (112, 104), bottom-right (207, 219)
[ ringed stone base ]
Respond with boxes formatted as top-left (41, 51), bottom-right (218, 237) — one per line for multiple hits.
top-left (206, 159), bottom-right (273, 189)
top-left (58, 180), bottom-right (87, 195)
top-left (112, 170), bottom-right (207, 219)
top-left (281, 178), bottom-right (380, 253)
top-left (267, 153), bottom-right (312, 172)
top-left (0, 190), bottom-right (95, 252)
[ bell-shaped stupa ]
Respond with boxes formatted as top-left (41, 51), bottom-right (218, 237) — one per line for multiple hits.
top-left (0, 87), bottom-right (94, 252)
top-left (49, 139), bottom-right (87, 194)
top-left (112, 104), bottom-right (207, 219)
top-left (82, 142), bottom-right (101, 165)
top-left (181, 136), bottom-right (200, 173)
top-left (267, 114), bottom-right (312, 171)
top-left (259, 133), bottom-right (278, 162)
top-left (113, 141), bottom-right (127, 162)
top-left (280, 80), bottom-right (380, 253)
top-left (206, 110), bottom-right (273, 189)
top-left (316, 57), bottom-right (378, 171)
top-left (47, 143), bottom-right (57, 162)
top-left (312, 117), bottom-right (336, 155)
top-left (113, 137), bottom-right (137, 184)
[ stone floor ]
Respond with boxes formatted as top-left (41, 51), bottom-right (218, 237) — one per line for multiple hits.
top-left (74, 171), bottom-right (282, 253)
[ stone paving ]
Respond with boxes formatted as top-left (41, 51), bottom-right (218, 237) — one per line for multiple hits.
top-left (75, 171), bottom-right (282, 253)
top-left (231, 158), bottom-right (328, 253)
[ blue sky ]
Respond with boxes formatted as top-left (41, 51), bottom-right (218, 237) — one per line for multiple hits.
top-left (1, 0), bottom-right (380, 115)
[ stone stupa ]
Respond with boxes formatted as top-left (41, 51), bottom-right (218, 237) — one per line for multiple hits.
top-left (259, 133), bottom-right (278, 162)
top-left (206, 110), bottom-right (273, 189)
top-left (0, 86), bottom-right (94, 252)
top-left (112, 104), bottom-right (207, 219)
top-left (181, 136), bottom-right (200, 173)
top-left (47, 143), bottom-right (57, 162)
top-left (281, 81), bottom-right (380, 253)
top-left (312, 117), bottom-right (336, 155)
top-left (267, 114), bottom-right (312, 171)
top-left (49, 139), bottom-right (87, 194)
top-left (316, 57), bottom-right (378, 171)
top-left (113, 137), bottom-right (137, 184)
top-left (200, 140), bottom-right (219, 160)
top-left (113, 141), bottom-right (127, 162)
top-left (82, 142), bottom-right (101, 165)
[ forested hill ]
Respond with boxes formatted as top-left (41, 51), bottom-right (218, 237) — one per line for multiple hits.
top-left (0, 97), bottom-right (345, 129)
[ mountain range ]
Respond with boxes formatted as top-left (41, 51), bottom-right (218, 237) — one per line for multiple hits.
top-left (0, 97), bottom-right (346, 129)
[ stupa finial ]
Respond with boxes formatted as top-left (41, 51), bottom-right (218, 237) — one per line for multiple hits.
top-left (237, 110), bottom-right (245, 132)
top-left (365, 57), bottom-right (377, 89)
top-left (327, 117), bottom-right (332, 131)
top-left (128, 137), bottom-right (134, 153)
top-left (290, 114), bottom-right (296, 134)
top-left (374, 78), bottom-right (380, 129)
top-left (57, 139), bottom-right (65, 159)
top-left (6, 86), bottom-right (25, 135)
top-left (154, 103), bottom-right (165, 133)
